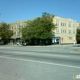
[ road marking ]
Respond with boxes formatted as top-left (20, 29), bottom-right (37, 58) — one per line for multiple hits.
top-left (0, 56), bottom-right (80, 69)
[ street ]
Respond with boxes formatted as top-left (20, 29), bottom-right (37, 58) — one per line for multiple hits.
top-left (0, 45), bottom-right (80, 80)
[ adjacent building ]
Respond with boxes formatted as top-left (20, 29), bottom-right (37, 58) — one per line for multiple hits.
top-left (9, 20), bottom-right (30, 39)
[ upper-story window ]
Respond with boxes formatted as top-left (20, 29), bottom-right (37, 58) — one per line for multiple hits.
top-left (9, 26), bottom-right (12, 30)
top-left (68, 21), bottom-right (72, 27)
top-left (22, 25), bottom-right (24, 27)
top-left (16, 24), bottom-right (20, 29)
top-left (14, 26), bottom-right (16, 29)
top-left (52, 32), bottom-right (55, 37)
top-left (63, 30), bottom-right (64, 33)
top-left (64, 23), bottom-right (66, 26)
top-left (17, 31), bottom-right (20, 36)
top-left (11, 26), bottom-right (13, 30)
top-left (56, 28), bottom-right (59, 33)
top-left (61, 22), bottom-right (62, 26)
top-left (61, 22), bottom-right (66, 26)
top-left (62, 30), bottom-right (66, 33)
top-left (13, 32), bottom-right (16, 36)
top-left (63, 23), bottom-right (64, 26)
top-left (73, 24), bottom-right (76, 27)
top-left (68, 30), bottom-right (72, 34)
top-left (56, 20), bottom-right (59, 26)
top-left (61, 29), bottom-right (63, 33)
top-left (73, 30), bottom-right (76, 34)
top-left (23, 25), bottom-right (26, 27)
top-left (65, 30), bottom-right (66, 33)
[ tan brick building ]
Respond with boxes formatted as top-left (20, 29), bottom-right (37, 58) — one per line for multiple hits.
top-left (9, 20), bottom-right (28, 39)
top-left (9, 16), bottom-right (80, 44)
top-left (52, 16), bottom-right (80, 44)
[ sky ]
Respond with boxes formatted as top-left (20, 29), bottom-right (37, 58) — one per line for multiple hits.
top-left (0, 0), bottom-right (80, 23)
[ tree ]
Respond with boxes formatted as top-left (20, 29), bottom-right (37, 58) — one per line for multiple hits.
top-left (76, 28), bottom-right (80, 43)
top-left (38, 12), bottom-right (56, 39)
top-left (21, 12), bottom-right (56, 45)
top-left (0, 22), bottom-right (13, 44)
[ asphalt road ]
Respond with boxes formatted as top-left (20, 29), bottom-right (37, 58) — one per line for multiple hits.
top-left (0, 45), bottom-right (80, 80)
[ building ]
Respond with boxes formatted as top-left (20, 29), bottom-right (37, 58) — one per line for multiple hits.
top-left (9, 16), bottom-right (80, 44)
top-left (52, 16), bottom-right (80, 44)
top-left (9, 20), bottom-right (31, 38)
top-left (9, 20), bottom-right (28, 44)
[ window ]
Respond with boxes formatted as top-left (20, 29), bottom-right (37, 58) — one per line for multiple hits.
top-left (73, 24), bottom-right (75, 27)
top-left (73, 30), bottom-right (76, 34)
top-left (52, 32), bottom-right (55, 37)
top-left (68, 22), bottom-right (72, 27)
top-left (12, 26), bottom-right (13, 30)
top-left (61, 29), bottom-right (66, 34)
top-left (17, 32), bottom-right (20, 36)
top-left (65, 23), bottom-right (66, 26)
top-left (16, 31), bottom-right (20, 36)
top-left (22, 25), bottom-right (24, 27)
top-left (14, 32), bottom-right (16, 35)
top-left (56, 28), bottom-right (59, 33)
top-left (61, 22), bottom-right (62, 26)
top-left (16, 24), bottom-right (20, 29)
top-left (9, 26), bottom-right (12, 30)
top-left (56, 20), bottom-right (59, 26)
top-left (16, 31), bottom-right (17, 35)
top-left (65, 30), bottom-right (66, 33)
top-left (62, 30), bottom-right (66, 33)
top-left (16, 25), bottom-right (17, 29)
top-left (61, 29), bottom-right (63, 33)
top-left (63, 23), bottom-right (64, 26)
top-left (14, 26), bottom-right (16, 29)
top-left (63, 30), bottom-right (64, 33)
top-left (68, 30), bottom-right (71, 34)
top-left (69, 37), bottom-right (72, 40)
top-left (61, 22), bottom-right (66, 26)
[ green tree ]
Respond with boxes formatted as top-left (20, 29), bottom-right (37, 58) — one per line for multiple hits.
top-left (76, 28), bottom-right (80, 43)
top-left (0, 22), bottom-right (13, 42)
top-left (38, 12), bottom-right (55, 39)
top-left (22, 12), bottom-right (56, 41)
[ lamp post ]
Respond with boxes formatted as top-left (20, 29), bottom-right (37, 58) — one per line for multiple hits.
top-left (62, 37), bottom-right (63, 45)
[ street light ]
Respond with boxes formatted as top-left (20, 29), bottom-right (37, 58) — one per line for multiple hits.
top-left (62, 37), bottom-right (63, 45)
